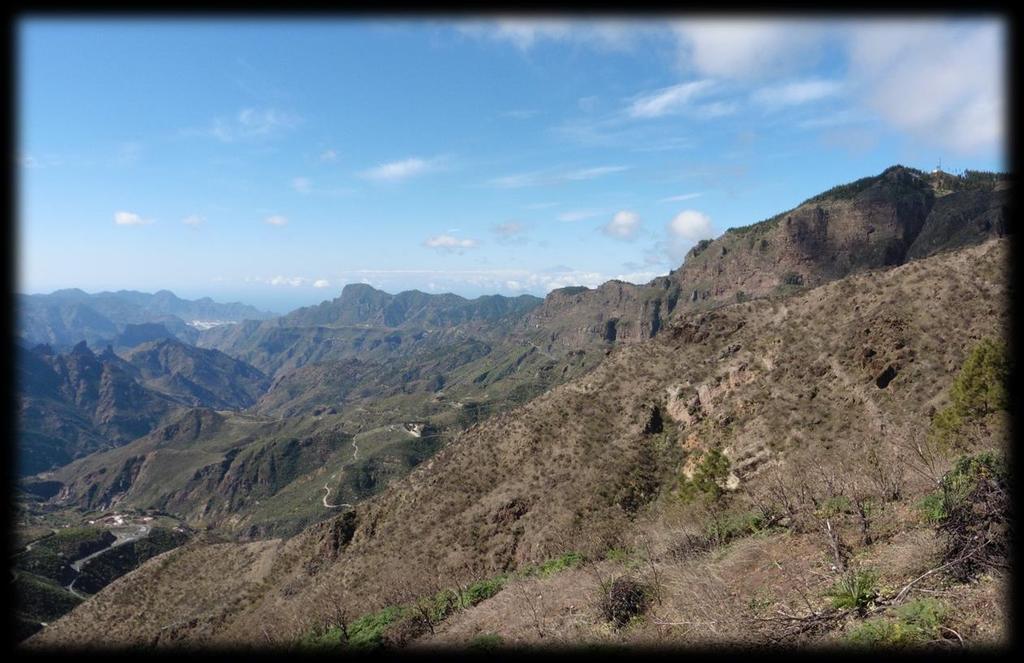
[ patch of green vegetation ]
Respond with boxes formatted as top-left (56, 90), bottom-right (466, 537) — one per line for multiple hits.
top-left (846, 598), bottom-right (948, 648)
top-left (75, 527), bottom-right (189, 593)
top-left (726, 212), bottom-right (786, 237)
top-left (828, 569), bottom-right (878, 612)
top-left (818, 495), bottom-right (853, 518)
top-left (14, 572), bottom-right (83, 624)
top-left (689, 238), bottom-right (713, 258)
top-left (345, 605), bottom-right (404, 649)
top-left (916, 491), bottom-right (946, 524)
top-left (678, 448), bottom-right (731, 503)
top-left (298, 550), bottom-right (583, 649)
top-left (704, 509), bottom-right (769, 547)
top-left (462, 575), bottom-right (508, 606)
top-left (469, 633), bottom-right (504, 650)
top-left (520, 551), bottom-right (585, 578)
top-left (930, 338), bottom-right (1009, 448)
top-left (941, 451), bottom-right (1007, 510)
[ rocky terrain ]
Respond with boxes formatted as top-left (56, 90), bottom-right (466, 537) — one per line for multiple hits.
top-left (25, 235), bottom-right (1011, 650)
top-left (15, 166), bottom-right (1012, 650)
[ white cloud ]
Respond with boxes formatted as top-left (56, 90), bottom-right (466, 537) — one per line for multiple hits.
top-left (313, 279), bottom-right (331, 288)
top-left (488, 165), bottom-right (629, 188)
top-left (752, 78), bottom-right (843, 108)
top-left (265, 215), bottom-right (289, 227)
top-left (360, 157), bottom-right (440, 182)
top-left (292, 177), bottom-right (312, 194)
top-left (319, 149), bottom-right (338, 162)
top-left (602, 210), bottom-right (641, 240)
top-left (269, 275), bottom-right (308, 287)
top-left (673, 20), bottom-right (826, 79)
top-left (456, 19), bottom-right (640, 52)
top-left (182, 214), bottom-right (204, 228)
top-left (563, 165), bottom-right (630, 181)
top-left (194, 108), bottom-right (301, 143)
top-left (659, 192), bottom-right (702, 203)
top-left (424, 234), bottom-right (479, 252)
top-left (627, 80), bottom-right (715, 118)
top-left (844, 20), bottom-right (1004, 154)
top-left (113, 211), bottom-right (154, 226)
top-left (669, 210), bottom-right (714, 241)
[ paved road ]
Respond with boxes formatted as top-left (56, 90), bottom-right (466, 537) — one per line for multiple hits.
top-left (65, 524), bottom-right (151, 598)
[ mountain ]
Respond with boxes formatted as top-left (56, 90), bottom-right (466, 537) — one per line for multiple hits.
top-left (16, 338), bottom-right (270, 476)
top-left (197, 288), bottom-right (542, 377)
top-left (18, 289), bottom-right (276, 349)
top-left (18, 166), bottom-right (1012, 649)
top-left (521, 166), bottom-right (1010, 354)
top-left (17, 342), bottom-right (182, 475)
top-left (25, 236), bottom-right (1011, 649)
top-left (124, 338), bottom-right (270, 410)
top-left (23, 165), bottom-right (1011, 521)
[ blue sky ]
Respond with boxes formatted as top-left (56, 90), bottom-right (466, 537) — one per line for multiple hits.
top-left (18, 17), bottom-right (1007, 313)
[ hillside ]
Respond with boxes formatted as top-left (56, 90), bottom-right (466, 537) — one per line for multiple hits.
top-left (520, 166), bottom-right (1009, 354)
top-left (16, 339), bottom-right (269, 476)
top-left (25, 237), bottom-right (1011, 649)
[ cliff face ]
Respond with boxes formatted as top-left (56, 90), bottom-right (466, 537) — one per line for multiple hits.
top-left (522, 167), bottom-right (1010, 353)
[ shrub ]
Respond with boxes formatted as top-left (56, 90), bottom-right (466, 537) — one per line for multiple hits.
top-left (916, 492), bottom-right (946, 524)
top-left (346, 605), bottom-right (403, 649)
top-left (828, 569), bottom-right (878, 613)
top-left (462, 576), bottom-right (507, 606)
top-left (930, 339), bottom-right (1010, 448)
top-left (469, 633), bottom-right (504, 650)
top-left (537, 551), bottom-right (584, 577)
top-left (704, 510), bottom-right (767, 547)
top-left (846, 598), bottom-right (948, 648)
top-left (679, 449), bottom-right (731, 502)
top-left (600, 577), bottom-right (649, 628)
top-left (937, 452), bottom-right (1009, 581)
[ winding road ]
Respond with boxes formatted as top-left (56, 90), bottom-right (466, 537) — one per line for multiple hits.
top-left (321, 484), bottom-right (353, 509)
top-left (65, 524), bottom-right (151, 598)
top-left (320, 435), bottom-right (361, 509)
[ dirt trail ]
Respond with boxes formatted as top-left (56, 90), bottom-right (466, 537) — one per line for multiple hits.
top-left (321, 484), bottom-right (353, 509)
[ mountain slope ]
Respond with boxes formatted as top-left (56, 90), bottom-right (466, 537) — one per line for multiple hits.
top-left (26, 237), bottom-right (1010, 648)
top-left (521, 166), bottom-right (1010, 354)
top-left (17, 338), bottom-right (270, 476)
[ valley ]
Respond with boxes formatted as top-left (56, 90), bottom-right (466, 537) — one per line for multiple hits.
top-left (14, 166), bottom-right (1012, 650)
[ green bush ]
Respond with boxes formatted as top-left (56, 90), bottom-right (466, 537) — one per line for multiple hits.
top-left (346, 605), bottom-right (404, 649)
top-left (462, 575), bottom-right (507, 607)
top-left (930, 339), bottom-right (1009, 447)
top-left (704, 510), bottom-right (767, 547)
top-left (679, 449), bottom-right (731, 502)
top-left (937, 452), bottom-right (1009, 580)
top-left (469, 633), bottom-right (504, 650)
top-left (916, 492), bottom-right (946, 524)
top-left (537, 551), bottom-right (584, 577)
top-left (846, 598), bottom-right (948, 647)
top-left (828, 569), bottom-right (878, 612)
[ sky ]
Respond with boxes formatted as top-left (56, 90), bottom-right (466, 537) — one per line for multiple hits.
top-left (18, 16), bottom-right (1007, 313)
